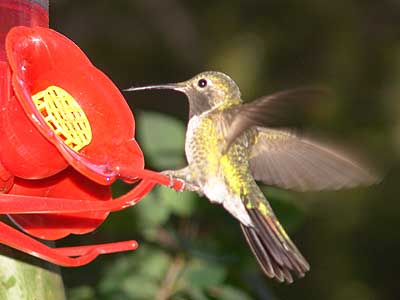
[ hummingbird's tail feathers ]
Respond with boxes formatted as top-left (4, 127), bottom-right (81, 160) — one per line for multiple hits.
top-left (241, 207), bottom-right (309, 283)
top-left (241, 225), bottom-right (294, 283)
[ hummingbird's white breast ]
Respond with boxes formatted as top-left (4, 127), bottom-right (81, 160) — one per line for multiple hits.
top-left (185, 114), bottom-right (202, 165)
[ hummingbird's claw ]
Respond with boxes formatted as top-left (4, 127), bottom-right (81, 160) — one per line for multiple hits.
top-left (174, 178), bottom-right (186, 192)
top-left (161, 171), bottom-right (185, 192)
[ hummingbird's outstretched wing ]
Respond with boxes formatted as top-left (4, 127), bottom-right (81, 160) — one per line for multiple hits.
top-left (248, 128), bottom-right (379, 191)
top-left (241, 189), bottom-right (310, 283)
top-left (224, 88), bottom-right (327, 151)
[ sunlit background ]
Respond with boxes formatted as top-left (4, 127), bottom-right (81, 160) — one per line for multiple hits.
top-left (51, 1), bottom-right (399, 300)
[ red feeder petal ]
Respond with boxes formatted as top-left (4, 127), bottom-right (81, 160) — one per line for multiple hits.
top-left (9, 167), bottom-right (110, 240)
top-left (0, 59), bottom-right (68, 180)
top-left (0, 161), bottom-right (13, 193)
top-left (5, 26), bottom-right (144, 185)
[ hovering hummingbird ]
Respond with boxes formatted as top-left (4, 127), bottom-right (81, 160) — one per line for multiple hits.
top-left (125, 71), bottom-right (378, 283)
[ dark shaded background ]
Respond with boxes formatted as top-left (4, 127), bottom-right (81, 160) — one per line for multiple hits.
top-left (50, 1), bottom-right (399, 299)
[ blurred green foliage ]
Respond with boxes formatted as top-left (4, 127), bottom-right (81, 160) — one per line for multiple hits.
top-left (50, 1), bottom-right (400, 300)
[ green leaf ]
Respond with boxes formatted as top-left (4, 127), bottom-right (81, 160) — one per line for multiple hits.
top-left (134, 187), bottom-right (172, 229)
top-left (98, 245), bottom-right (172, 299)
top-left (68, 286), bottom-right (95, 300)
top-left (98, 255), bottom-right (135, 294)
top-left (185, 287), bottom-right (211, 300)
top-left (160, 186), bottom-right (198, 217)
top-left (182, 259), bottom-right (226, 289)
top-left (121, 276), bottom-right (159, 299)
top-left (137, 111), bottom-right (186, 169)
top-left (132, 185), bottom-right (198, 239)
top-left (209, 285), bottom-right (253, 300)
top-left (136, 247), bottom-right (171, 280)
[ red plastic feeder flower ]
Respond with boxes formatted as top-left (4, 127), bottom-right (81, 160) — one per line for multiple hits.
top-left (0, 25), bottom-right (182, 266)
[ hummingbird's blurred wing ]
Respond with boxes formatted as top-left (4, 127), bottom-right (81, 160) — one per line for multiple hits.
top-left (224, 88), bottom-right (326, 150)
top-left (248, 128), bottom-right (379, 191)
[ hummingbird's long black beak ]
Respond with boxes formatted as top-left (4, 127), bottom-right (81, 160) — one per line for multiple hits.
top-left (123, 83), bottom-right (186, 92)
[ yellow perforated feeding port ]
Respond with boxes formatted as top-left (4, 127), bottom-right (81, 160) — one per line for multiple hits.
top-left (32, 86), bottom-right (92, 152)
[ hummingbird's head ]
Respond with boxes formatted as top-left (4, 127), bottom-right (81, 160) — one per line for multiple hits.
top-left (125, 71), bottom-right (242, 117)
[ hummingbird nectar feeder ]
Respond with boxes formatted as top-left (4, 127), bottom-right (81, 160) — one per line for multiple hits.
top-left (0, 25), bottom-right (182, 267)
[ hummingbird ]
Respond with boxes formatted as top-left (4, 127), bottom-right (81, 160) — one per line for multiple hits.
top-left (125, 71), bottom-right (378, 283)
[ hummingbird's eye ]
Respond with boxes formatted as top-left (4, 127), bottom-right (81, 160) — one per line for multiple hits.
top-left (198, 79), bottom-right (207, 88)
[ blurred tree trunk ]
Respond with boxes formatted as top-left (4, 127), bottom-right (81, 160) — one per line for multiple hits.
top-left (0, 245), bottom-right (66, 299)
